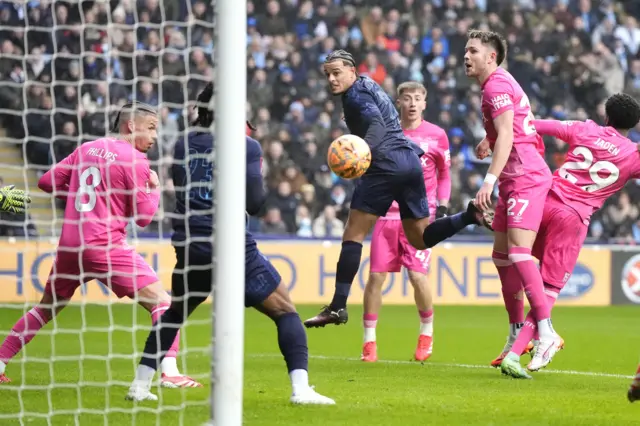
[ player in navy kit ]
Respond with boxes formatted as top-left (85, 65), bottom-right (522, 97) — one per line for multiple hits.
top-left (127, 84), bottom-right (334, 404)
top-left (304, 50), bottom-right (490, 328)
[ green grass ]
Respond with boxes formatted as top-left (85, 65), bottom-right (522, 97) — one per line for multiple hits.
top-left (0, 304), bottom-right (639, 425)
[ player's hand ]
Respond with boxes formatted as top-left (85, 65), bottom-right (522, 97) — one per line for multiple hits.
top-left (474, 182), bottom-right (494, 212)
top-left (436, 205), bottom-right (448, 219)
top-left (475, 138), bottom-right (491, 160)
top-left (0, 185), bottom-right (31, 214)
top-left (148, 170), bottom-right (160, 189)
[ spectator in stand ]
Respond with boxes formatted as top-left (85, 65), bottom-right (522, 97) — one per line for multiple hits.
top-left (1, 0), bottom-right (640, 242)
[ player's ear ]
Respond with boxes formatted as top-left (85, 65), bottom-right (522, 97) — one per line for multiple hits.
top-left (127, 119), bottom-right (135, 134)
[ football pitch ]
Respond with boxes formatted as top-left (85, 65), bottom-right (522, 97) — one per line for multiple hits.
top-left (0, 304), bottom-right (638, 425)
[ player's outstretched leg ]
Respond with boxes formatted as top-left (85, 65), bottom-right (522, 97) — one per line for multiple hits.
top-left (362, 272), bottom-right (385, 362)
top-left (408, 270), bottom-right (434, 362)
top-left (0, 292), bottom-right (67, 383)
top-left (257, 281), bottom-right (335, 405)
top-left (304, 209), bottom-right (377, 329)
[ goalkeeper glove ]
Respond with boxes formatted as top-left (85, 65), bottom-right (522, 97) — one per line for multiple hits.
top-left (0, 185), bottom-right (31, 214)
top-left (436, 205), bottom-right (448, 219)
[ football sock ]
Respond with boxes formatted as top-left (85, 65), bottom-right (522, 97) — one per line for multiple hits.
top-left (508, 247), bottom-right (554, 338)
top-left (510, 287), bottom-right (559, 356)
top-left (330, 241), bottom-right (363, 310)
top-left (150, 303), bottom-right (181, 376)
top-left (275, 313), bottom-right (308, 374)
top-left (418, 309), bottom-right (434, 336)
top-left (363, 313), bottom-right (378, 343)
top-left (422, 213), bottom-right (471, 249)
top-left (493, 250), bottom-right (525, 326)
top-left (0, 307), bottom-right (50, 366)
top-left (140, 307), bottom-right (183, 372)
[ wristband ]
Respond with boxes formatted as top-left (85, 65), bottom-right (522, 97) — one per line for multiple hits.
top-left (484, 173), bottom-right (498, 185)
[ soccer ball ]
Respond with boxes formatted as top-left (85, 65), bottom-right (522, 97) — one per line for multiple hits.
top-left (327, 134), bottom-right (371, 179)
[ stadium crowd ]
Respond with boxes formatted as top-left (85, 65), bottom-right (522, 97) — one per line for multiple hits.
top-left (1, 0), bottom-right (640, 242)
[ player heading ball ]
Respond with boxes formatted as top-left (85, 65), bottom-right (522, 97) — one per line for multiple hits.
top-left (304, 50), bottom-right (492, 329)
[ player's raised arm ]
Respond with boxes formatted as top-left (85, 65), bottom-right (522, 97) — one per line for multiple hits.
top-left (246, 136), bottom-right (266, 216)
top-left (532, 119), bottom-right (580, 142)
top-left (436, 131), bottom-right (452, 214)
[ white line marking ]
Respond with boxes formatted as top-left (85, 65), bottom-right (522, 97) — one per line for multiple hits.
top-left (247, 353), bottom-right (633, 380)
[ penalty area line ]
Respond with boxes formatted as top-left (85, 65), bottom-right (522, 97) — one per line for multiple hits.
top-left (247, 353), bottom-right (632, 380)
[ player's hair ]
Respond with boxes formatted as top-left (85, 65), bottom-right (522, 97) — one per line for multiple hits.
top-left (324, 50), bottom-right (356, 67)
top-left (605, 93), bottom-right (640, 130)
top-left (194, 82), bottom-right (215, 128)
top-left (397, 81), bottom-right (427, 98)
top-left (467, 29), bottom-right (507, 66)
top-left (194, 83), bottom-right (256, 131)
top-left (111, 101), bottom-right (157, 132)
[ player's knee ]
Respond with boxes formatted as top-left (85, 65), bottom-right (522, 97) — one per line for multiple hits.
top-left (261, 283), bottom-right (296, 319)
top-left (492, 250), bottom-right (511, 268)
top-left (137, 282), bottom-right (170, 306)
top-left (344, 210), bottom-right (377, 242)
top-left (407, 271), bottom-right (428, 290)
top-left (366, 272), bottom-right (387, 290)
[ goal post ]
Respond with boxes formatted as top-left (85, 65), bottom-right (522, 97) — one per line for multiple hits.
top-left (211, 0), bottom-right (247, 424)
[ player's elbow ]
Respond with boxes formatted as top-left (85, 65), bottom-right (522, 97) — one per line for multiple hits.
top-left (246, 194), bottom-right (266, 216)
top-left (135, 215), bottom-right (154, 228)
top-left (37, 175), bottom-right (53, 193)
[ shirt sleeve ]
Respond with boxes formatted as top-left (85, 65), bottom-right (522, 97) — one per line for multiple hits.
top-left (435, 130), bottom-right (452, 202)
top-left (127, 155), bottom-right (160, 228)
top-left (349, 90), bottom-right (386, 151)
top-left (482, 80), bottom-right (515, 120)
top-left (246, 138), bottom-right (266, 216)
top-left (38, 149), bottom-right (78, 196)
top-left (532, 119), bottom-right (581, 144)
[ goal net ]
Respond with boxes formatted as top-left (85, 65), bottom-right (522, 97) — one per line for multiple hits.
top-left (0, 0), bottom-right (245, 424)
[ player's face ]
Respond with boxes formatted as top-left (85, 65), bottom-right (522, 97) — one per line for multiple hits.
top-left (323, 61), bottom-right (356, 95)
top-left (464, 38), bottom-right (492, 78)
top-left (397, 90), bottom-right (426, 122)
top-left (131, 115), bottom-right (158, 153)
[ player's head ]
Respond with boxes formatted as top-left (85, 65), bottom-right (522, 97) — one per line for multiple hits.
top-left (113, 101), bottom-right (158, 153)
top-left (396, 82), bottom-right (427, 123)
top-left (323, 50), bottom-right (357, 95)
top-left (194, 82), bottom-right (214, 128)
top-left (464, 29), bottom-right (507, 79)
top-left (604, 93), bottom-right (640, 133)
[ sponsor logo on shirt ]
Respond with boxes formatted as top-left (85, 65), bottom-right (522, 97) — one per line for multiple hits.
top-left (490, 94), bottom-right (512, 110)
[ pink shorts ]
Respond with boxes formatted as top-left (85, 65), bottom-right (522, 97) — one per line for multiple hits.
top-left (532, 194), bottom-right (588, 289)
top-left (370, 219), bottom-right (431, 274)
top-left (492, 168), bottom-right (552, 233)
top-left (45, 248), bottom-right (159, 300)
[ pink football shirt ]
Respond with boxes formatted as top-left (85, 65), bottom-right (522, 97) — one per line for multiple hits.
top-left (382, 120), bottom-right (451, 220)
top-left (481, 67), bottom-right (548, 179)
top-left (533, 119), bottom-right (640, 223)
top-left (38, 138), bottom-right (161, 249)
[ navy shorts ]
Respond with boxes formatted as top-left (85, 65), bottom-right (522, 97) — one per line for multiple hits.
top-left (171, 242), bottom-right (281, 309)
top-left (245, 250), bottom-right (282, 307)
top-left (350, 150), bottom-right (429, 219)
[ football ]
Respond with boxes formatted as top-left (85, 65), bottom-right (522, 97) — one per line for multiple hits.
top-left (327, 134), bottom-right (371, 179)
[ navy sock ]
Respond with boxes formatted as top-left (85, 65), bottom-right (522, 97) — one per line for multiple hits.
top-left (275, 312), bottom-right (308, 372)
top-left (139, 308), bottom-right (184, 371)
top-left (422, 212), bottom-right (470, 249)
top-left (330, 240), bottom-right (363, 310)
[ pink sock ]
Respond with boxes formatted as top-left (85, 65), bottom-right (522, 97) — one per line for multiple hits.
top-left (493, 250), bottom-right (524, 325)
top-left (0, 307), bottom-right (50, 365)
top-left (418, 309), bottom-right (433, 323)
top-left (151, 303), bottom-right (180, 359)
top-left (508, 247), bottom-right (550, 321)
top-left (514, 286), bottom-right (560, 352)
top-left (363, 313), bottom-right (378, 343)
top-left (533, 286), bottom-right (560, 340)
top-left (363, 313), bottom-right (378, 329)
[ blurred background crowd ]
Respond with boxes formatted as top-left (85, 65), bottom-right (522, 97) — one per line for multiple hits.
top-left (1, 0), bottom-right (640, 242)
